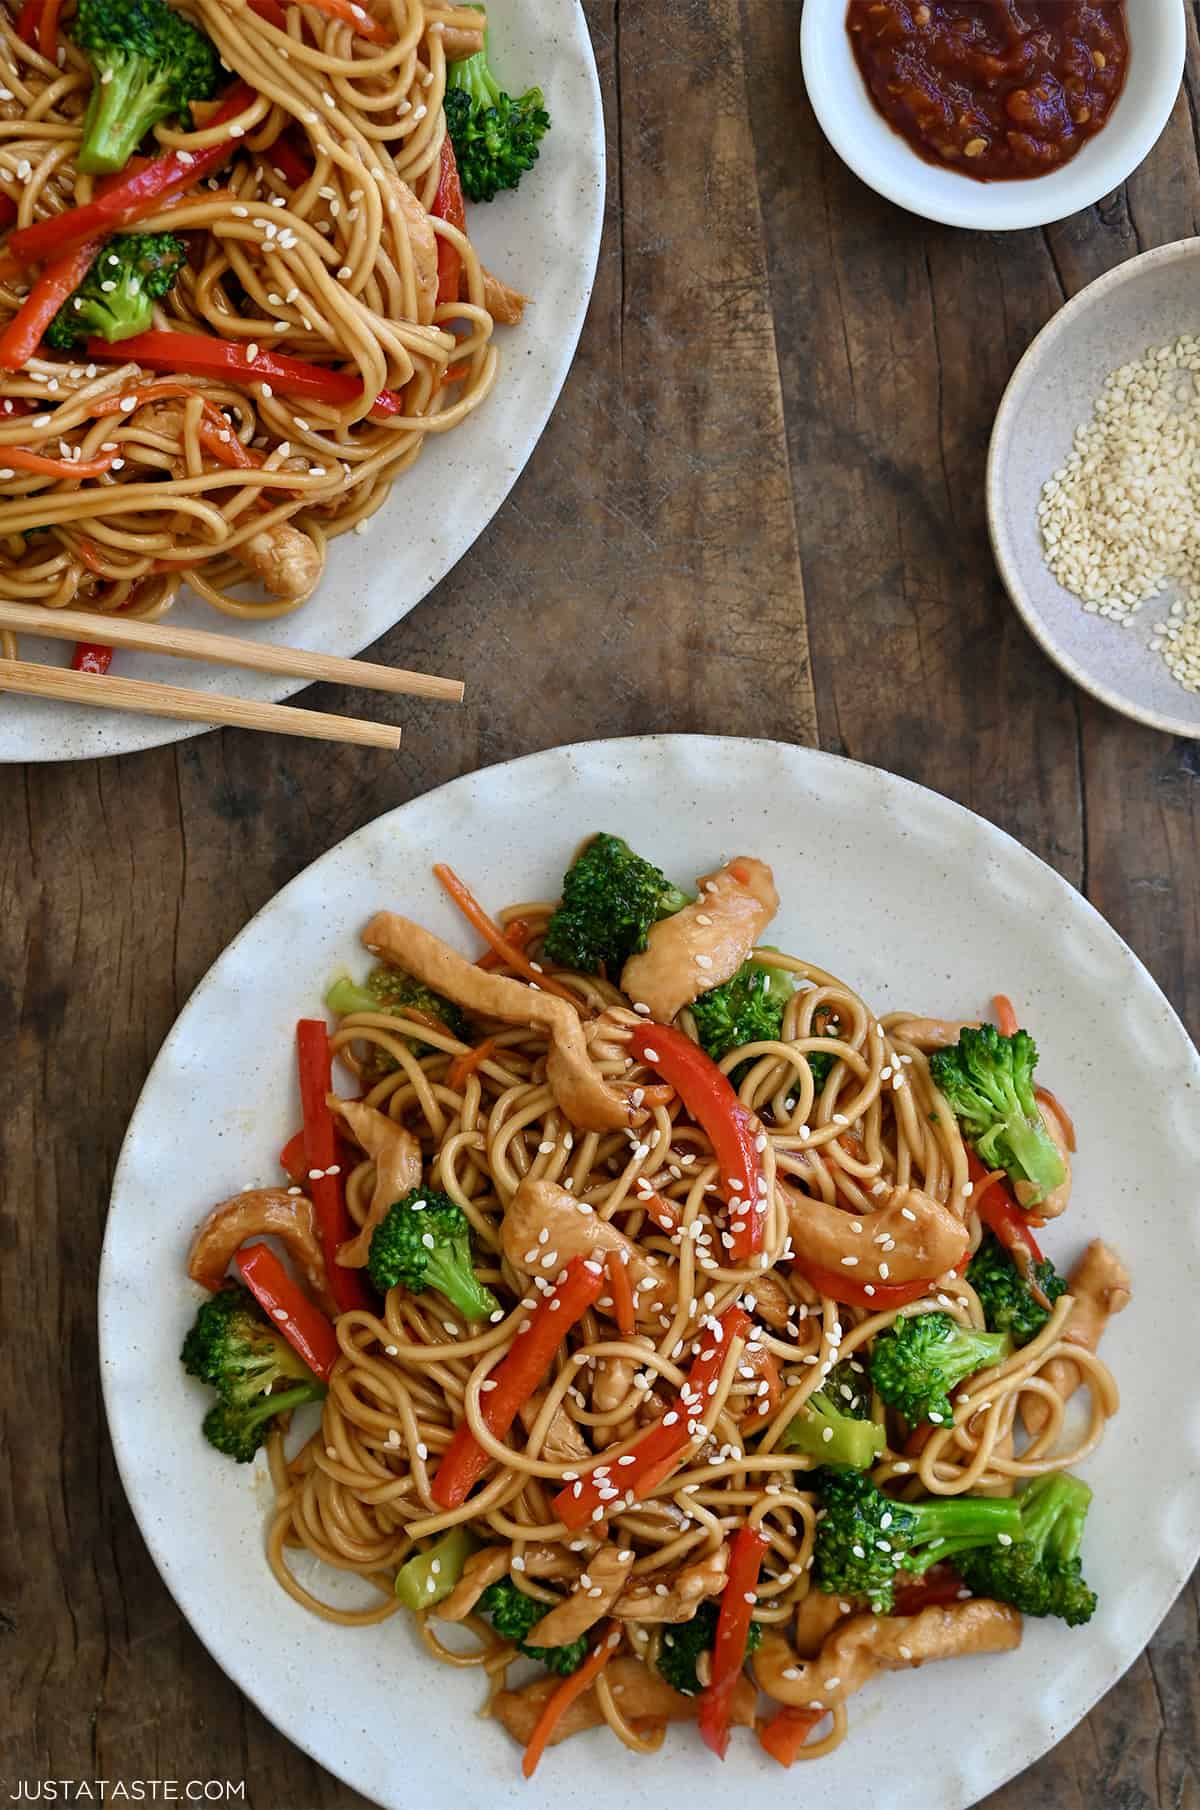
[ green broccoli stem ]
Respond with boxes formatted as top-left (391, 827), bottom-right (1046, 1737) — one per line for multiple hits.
top-left (1020, 1473), bottom-right (1092, 1562)
top-left (395, 1524), bottom-right (477, 1610)
top-left (449, 45), bottom-right (503, 108)
top-left (907, 1494), bottom-right (1022, 1555)
top-left (248, 1380), bottom-right (326, 1431)
top-left (79, 62), bottom-right (171, 174)
top-left (424, 1247), bottom-right (501, 1323)
top-left (325, 976), bottom-right (378, 1015)
top-left (780, 1396), bottom-right (884, 1471)
top-left (992, 1110), bottom-right (1066, 1200)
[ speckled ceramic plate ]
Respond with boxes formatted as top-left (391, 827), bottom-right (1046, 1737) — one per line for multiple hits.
top-left (2, 0), bottom-right (604, 763)
top-left (100, 736), bottom-right (1200, 1810)
top-left (989, 239), bottom-right (1200, 738)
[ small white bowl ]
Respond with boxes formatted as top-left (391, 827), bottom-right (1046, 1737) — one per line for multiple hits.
top-left (800, 0), bottom-right (1185, 232)
top-left (988, 238), bottom-right (1200, 737)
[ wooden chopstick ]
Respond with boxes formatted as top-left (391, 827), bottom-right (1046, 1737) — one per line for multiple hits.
top-left (0, 602), bottom-right (464, 702)
top-left (0, 659), bottom-right (403, 748)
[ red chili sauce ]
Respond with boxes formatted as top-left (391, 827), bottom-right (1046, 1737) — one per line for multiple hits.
top-left (845, 1), bottom-right (1129, 181)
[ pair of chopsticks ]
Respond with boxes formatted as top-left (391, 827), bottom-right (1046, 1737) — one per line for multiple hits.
top-left (0, 602), bottom-right (464, 748)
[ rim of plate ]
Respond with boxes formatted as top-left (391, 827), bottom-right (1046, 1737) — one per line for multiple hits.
top-left (988, 237), bottom-right (1200, 738)
top-left (99, 735), bottom-right (1200, 1810)
top-left (3, 0), bottom-right (604, 764)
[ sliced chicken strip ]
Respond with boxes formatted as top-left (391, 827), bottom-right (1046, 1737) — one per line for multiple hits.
top-left (331, 1100), bottom-right (422, 1267)
top-left (518, 1389), bottom-right (591, 1464)
top-left (592, 1355), bottom-right (636, 1415)
top-left (749, 1271), bottom-right (794, 1330)
top-left (433, 1546), bottom-right (511, 1621)
top-left (793, 1589), bottom-right (853, 1656)
top-left (753, 1599), bottom-right (1022, 1707)
top-left (362, 913), bottom-right (637, 1132)
top-left (1023, 1239), bottom-right (1130, 1436)
top-left (187, 1188), bottom-right (336, 1316)
top-left (392, 177), bottom-right (439, 325)
top-left (502, 1177), bottom-right (672, 1321)
top-left (141, 402), bottom-right (324, 601)
top-left (240, 518), bottom-right (324, 601)
top-left (784, 1180), bottom-right (967, 1284)
top-left (524, 1545), bottom-right (635, 1648)
top-left (491, 1657), bottom-right (756, 1749)
top-left (612, 1545), bottom-right (728, 1623)
top-left (620, 857), bottom-right (779, 1024)
top-left (887, 1018), bottom-right (977, 1051)
top-left (522, 1542), bottom-right (590, 1581)
top-left (481, 265), bottom-right (526, 325)
top-left (438, 23), bottom-right (483, 58)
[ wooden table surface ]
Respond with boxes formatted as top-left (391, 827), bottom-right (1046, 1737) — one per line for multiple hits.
top-left (3, 2), bottom-right (1198, 1805)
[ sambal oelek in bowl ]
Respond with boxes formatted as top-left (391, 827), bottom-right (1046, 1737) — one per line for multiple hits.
top-left (845, 1), bottom-right (1128, 182)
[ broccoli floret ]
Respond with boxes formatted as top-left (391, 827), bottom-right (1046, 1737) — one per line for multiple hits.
top-left (73, 0), bottom-right (220, 175)
top-left (929, 1024), bottom-right (1065, 1206)
top-left (655, 1599), bottom-right (763, 1696)
top-left (44, 233), bottom-right (186, 350)
top-left (967, 1232), bottom-right (1068, 1348)
top-left (957, 1474), bottom-right (1097, 1626)
top-left (691, 959), bottom-right (794, 1064)
top-left (870, 1310), bottom-right (1012, 1430)
top-left (200, 1381), bottom-right (326, 1464)
top-left (367, 1187), bottom-right (500, 1323)
top-left (779, 1361), bottom-right (885, 1471)
top-left (444, 20), bottom-right (549, 204)
top-left (813, 1469), bottom-right (1022, 1612)
top-left (478, 1578), bottom-right (588, 1676)
top-left (181, 1284), bottom-right (326, 1464)
top-left (326, 963), bottom-right (468, 1082)
top-left (542, 834), bottom-right (691, 976)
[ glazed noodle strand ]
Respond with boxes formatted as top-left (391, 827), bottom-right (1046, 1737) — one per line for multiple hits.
top-left (0, 0), bottom-right (517, 634)
top-left (184, 853), bottom-right (1127, 1773)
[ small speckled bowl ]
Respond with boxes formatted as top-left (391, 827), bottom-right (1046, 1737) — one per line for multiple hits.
top-left (988, 238), bottom-right (1200, 738)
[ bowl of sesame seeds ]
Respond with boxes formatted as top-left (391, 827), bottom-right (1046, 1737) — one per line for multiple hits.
top-left (988, 238), bottom-right (1200, 736)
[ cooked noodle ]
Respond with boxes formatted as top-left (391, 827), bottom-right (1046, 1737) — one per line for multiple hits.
top-left (0, 0), bottom-right (510, 652)
top-left (195, 889), bottom-right (1123, 1767)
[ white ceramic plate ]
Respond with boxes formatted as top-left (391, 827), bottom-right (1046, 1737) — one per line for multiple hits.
top-left (3, 0), bottom-right (604, 764)
top-left (800, 0), bottom-right (1184, 232)
top-left (989, 238), bottom-right (1200, 738)
top-left (100, 735), bottom-right (1200, 1810)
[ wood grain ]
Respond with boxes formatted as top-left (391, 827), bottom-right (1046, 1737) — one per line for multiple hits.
top-left (0, 0), bottom-right (1196, 1804)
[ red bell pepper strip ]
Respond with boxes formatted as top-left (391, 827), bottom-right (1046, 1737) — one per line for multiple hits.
top-left (246, 0), bottom-right (289, 24)
top-left (626, 1020), bottom-right (764, 1259)
top-left (235, 1241), bottom-right (341, 1380)
top-left (35, 0), bottom-right (61, 59)
top-left (791, 1254), bottom-right (945, 1312)
top-left (72, 642), bottom-right (113, 673)
top-left (13, 0), bottom-right (41, 43)
top-left (757, 1704), bottom-right (825, 1767)
top-left (7, 82), bottom-right (255, 266)
top-left (553, 1305), bottom-right (751, 1531)
top-left (698, 1526), bottom-right (769, 1759)
top-left (967, 1151), bottom-right (1045, 1266)
top-left (429, 134), bottom-right (465, 305)
top-left (892, 1564), bottom-right (965, 1615)
top-left (296, 1019), bottom-right (373, 1315)
top-left (264, 131), bottom-right (313, 190)
top-left (431, 1255), bottom-right (605, 1509)
top-left (279, 1128), bottom-right (308, 1182)
top-left (84, 329), bottom-right (405, 418)
top-left (0, 234), bottom-right (106, 369)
